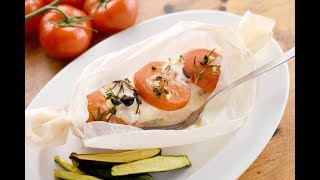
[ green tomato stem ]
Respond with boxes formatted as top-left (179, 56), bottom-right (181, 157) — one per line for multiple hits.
top-left (91, 0), bottom-right (111, 14)
top-left (47, 7), bottom-right (71, 23)
top-left (25, 0), bottom-right (62, 21)
top-left (99, 0), bottom-right (111, 4)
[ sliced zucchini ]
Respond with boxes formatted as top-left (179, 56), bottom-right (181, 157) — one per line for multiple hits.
top-left (111, 156), bottom-right (191, 176)
top-left (79, 167), bottom-right (152, 180)
top-left (71, 157), bottom-right (114, 179)
top-left (69, 148), bottom-right (161, 164)
top-left (74, 158), bottom-right (116, 170)
top-left (116, 174), bottom-right (153, 180)
top-left (54, 156), bottom-right (85, 174)
top-left (71, 159), bottom-right (79, 167)
top-left (77, 168), bottom-right (113, 179)
top-left (60, 159), bottom-right (153, 180)
top-left (54, 169), bottom-right (102, 180)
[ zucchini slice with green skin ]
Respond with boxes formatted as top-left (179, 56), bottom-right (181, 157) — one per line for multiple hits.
top-left (54, 156), bottom-right (85, 174)
top-left (69, 148), bottom-right (161, 164)
top-left (75, 163), bottom-right (153, 180)
top-left (71, 159), bottom-right (79, 167)
top-left (79, 168), bottom-right (153, 180)
top-left (54, 169), bottom-right (102, 180)
top-left (111, 156), bottom-right (191, 176)
top-left (115, 174), bottom-right (153, 180)
top-left (74, 158), bottom-right (117, 170)
top-left (71, 157), bottom-right (115, 179)
top-left (76, 167), bottom-right (113, 179)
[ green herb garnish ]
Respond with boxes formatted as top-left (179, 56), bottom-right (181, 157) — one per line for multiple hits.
top-left (163, 78), bottom-right (169, 85)
top-left (107, 106), bottom-right (117, 120)
top-left (153, 86), bottom-right (169, 97)
top-left (178, 55), bottom-right (184, 62)
top-left (165, 58), bottom-right (172, 71)
top-left (89, 79), bottom-right (141, 121)
top-left (193, 49), bottom-right (221, 84)
top-left (106, 91), bottom-right (115, 100)
top-left (89, 107), bottom-right (108, 121)
top-left (133, 90), bottom-right (141, 114)
top-left (164, 55), bottom-right (184, 72)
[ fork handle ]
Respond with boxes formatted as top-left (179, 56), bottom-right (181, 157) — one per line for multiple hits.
top-left (207, 47), bottom-right (295, 101)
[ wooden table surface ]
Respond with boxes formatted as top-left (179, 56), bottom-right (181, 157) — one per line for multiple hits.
top-left (25, 0), bottom-right (295, 179)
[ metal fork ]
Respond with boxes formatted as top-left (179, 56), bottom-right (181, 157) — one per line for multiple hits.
top-left (141, 47), bottom-right (295, 130)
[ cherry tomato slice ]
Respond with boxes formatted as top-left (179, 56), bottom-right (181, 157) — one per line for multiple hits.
top-left (86, 90), bottom-right (108, 122)
top-left (134, 61), bottom-right (191, 111)
top-left (183, 49), bottom-right (221, 92)
top-left (86, 90), bottom-right (130, 125)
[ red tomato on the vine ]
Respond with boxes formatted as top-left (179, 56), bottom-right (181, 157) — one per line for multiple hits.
top-left (83, 0), bottom-right (138, 34)
top-left (43, 0), bottom-right (85, 9)
top-left (25, 0), bottom-right (44, 36)
top-left (39, 5), bottom-right (93, 60)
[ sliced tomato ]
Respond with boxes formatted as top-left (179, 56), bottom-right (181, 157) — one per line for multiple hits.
top-left (183, 49), bottom-right (221, 92)
top-left (134, 61), bottom-right (191, 111)
top-left (86, 90), bottom-right (130, 125)
top-left (108, 116), bottom-right (128, 125)
top-left (86, 90), bottom-right (108, 122)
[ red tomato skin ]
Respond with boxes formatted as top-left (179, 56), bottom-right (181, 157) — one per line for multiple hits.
top-left (134, 61), bottom-right (191, 111)
top-left (83, 0), bottom-right (138, 34)
top-left (39, 5), bottom-right (92, 60)
top-left (25, 0), bottom-right (44, 36)
top-left (43, 0), bottom-right (85, 9)
top-left (86, 90), bottom-right (108, 122)
top-left (183, 49), bottom-right (221, 92)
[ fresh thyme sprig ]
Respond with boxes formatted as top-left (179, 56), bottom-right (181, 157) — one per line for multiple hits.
top-left (107, 106), bottom-right (117, 120)
top-left (155, 55), bottom-right (185, 96)
top-left (207, 48), bottom-right (216, 57)
top-left (164, 55), bottom-right (185, 72)
top-left (109, 79), bottom-right (141, 119)
top-left (122, 78), bottom-right (143, 113)
top-left (104, 90), bottom-right (120, 121)
top-left (153, 86), bottom-right (169, 97)
top-left (133, 89), bottom-right (141, 114)
top-left (89, 78), bottom-right (141, 122)
top-left (163, 78), bottom-right (170, 85)
top-left (89, 107), bottom-right (108, 121)
top-left (193, 49), bottom-right (221, 84)
top-left (155, 76), bottom-right (170, 85)
top-left (165, 58), bottom-right (172, 71)
top-left (178, 55), bottom-right (184, 62)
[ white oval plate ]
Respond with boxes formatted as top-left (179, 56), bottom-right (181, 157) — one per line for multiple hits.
top-left (25, 10), bottom-right (289, 180)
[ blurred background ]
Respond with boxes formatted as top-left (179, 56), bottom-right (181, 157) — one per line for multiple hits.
top-left (25, 0), bottom-right (295, 179)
